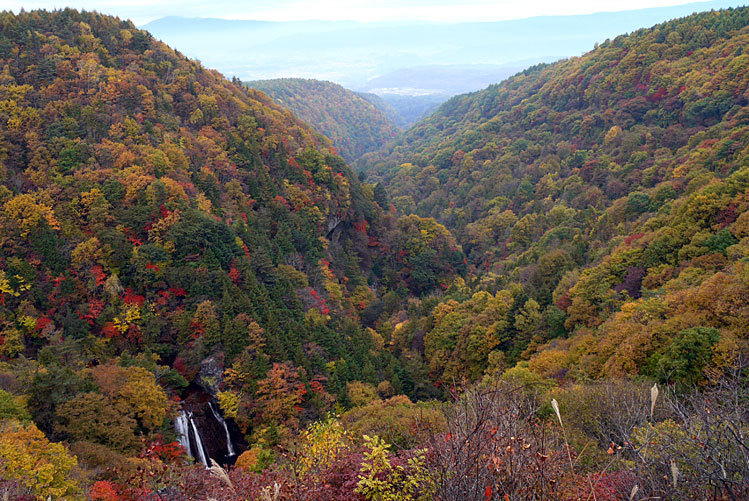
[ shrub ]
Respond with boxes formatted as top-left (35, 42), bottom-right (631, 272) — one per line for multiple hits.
top-left (427, 385), bottom-right (567, 500)
top-left (653, 327), bottom-right (720, 386)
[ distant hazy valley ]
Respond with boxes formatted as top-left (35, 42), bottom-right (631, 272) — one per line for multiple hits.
top-left (142, 0), bottom-right (747, 158)
top-left (144, 0), bottom-right (742, 100)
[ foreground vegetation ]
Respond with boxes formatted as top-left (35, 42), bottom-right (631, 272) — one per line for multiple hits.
top-left (3, 364), bottom-right (747, 499)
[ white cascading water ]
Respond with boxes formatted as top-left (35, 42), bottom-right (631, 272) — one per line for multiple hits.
top-left (176, 409), bottom-right (210, 466)
top-left (175, 410), bottom-right (193, 458)
top-left (188, 413), bottom-right (210, 466)
top-left (209, 401), bottom-right (236, 456)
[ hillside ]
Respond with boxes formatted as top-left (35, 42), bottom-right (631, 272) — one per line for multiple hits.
top-left (246, 78), bottom-right (400, 161)
top-left (358, 7), bottom-right (749, 378)
top-left (0, 9), bottom-right (385, 397)
top-left (0, 9), bottom-right (468, 496)
top-left (354, 91), bottom-right (405, 128)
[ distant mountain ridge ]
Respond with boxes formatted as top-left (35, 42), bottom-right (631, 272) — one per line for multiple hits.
top-left (371, 94), bottom-right (446, 128)
top-left (143, 0), bottom-right (746, 97)
top-left (246, 78), bottom-right (401, 161)
top-left (354, 91), bottom-right (443, 129)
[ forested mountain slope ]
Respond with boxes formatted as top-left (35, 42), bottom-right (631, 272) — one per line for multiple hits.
top-left (0, 10), bottom-right (470, 495)
top-left (358, 7), bottom-right (749, 380)
top-left (354, 91), bottom-right (406, 128)
top-left (246, 78), bottom-right (400, 162)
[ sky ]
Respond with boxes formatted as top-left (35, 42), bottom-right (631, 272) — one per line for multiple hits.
top-left (4, 0), bottom-right (730, 25)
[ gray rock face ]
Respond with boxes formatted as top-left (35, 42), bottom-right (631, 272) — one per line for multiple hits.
top-left (326, 215), bottom-right (342, 235)
top-left (196, 356), bottom-right (223, 396)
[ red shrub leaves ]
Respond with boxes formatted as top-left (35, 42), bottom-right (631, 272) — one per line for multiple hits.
top-left (90, 481), bottom-right (120, 501)
top-left (123, 288), bottom-right (145, 306)
top-left (91, 265), bottom-right (107, 286)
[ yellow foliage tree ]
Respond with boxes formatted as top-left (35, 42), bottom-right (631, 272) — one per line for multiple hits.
top-left (217, 390), bottom-right (240, 420)
top-left (0, 420), bottom-right (82, 499)
top-left (2, 193), bottom-right (60, 237)
top-left (294, 416), bottom-right (352, 478)
top-left (117, 366), bottom-right (169, 430)
top-left (355, 435), bottom-right (434, 501)
top-left (90, 363), bottom-right (168, 431)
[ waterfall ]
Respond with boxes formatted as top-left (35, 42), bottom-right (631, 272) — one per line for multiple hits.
top-left (175, 410), bottom-right (209, 466)
top-left (189, 413), bottom-right (210, 467)
top-left (209, 401), bottom-right (236, 456)
top-left (175, 411), bottom-right (193, 458)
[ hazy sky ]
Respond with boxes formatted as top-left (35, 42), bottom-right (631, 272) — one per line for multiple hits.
top-left (5, 0), bottom-right (732, 25)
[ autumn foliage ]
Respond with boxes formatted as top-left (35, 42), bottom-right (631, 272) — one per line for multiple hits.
top-left (1, 5), bottom-right (749, 499)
